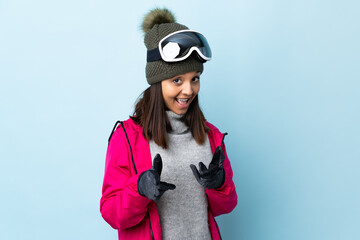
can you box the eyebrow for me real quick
[172,72,201,79]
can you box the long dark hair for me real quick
[130,82,209,149]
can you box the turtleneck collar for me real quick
[166,111,189,134]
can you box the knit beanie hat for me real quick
[142,8,204,85]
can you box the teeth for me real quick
[177,98,189,102]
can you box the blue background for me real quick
[1,0,359,239]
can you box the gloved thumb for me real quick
[190,164,201,183]
[152,154,163,176]
[159,181,176,191]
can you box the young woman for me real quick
[100,8,237,240]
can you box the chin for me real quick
[173,108,188,115]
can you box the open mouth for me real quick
[176,98,190,104]
[175,98,192,109]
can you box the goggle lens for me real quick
[160,31,212,61]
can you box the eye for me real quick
[192,76,200,82]
[173,78,182,84]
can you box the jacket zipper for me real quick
[215,131,226,240]
[214,218,223,240]
[221,132,228,147]
[148,211,154,240]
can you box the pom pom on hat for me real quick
[142,8,176,34]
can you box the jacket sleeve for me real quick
[100,128,151,230]
[205,142,238,217]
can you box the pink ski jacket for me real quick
[100,118,237,239]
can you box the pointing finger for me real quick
[152,154,163,176]
[219,148,225,166]
[211,146,222,165]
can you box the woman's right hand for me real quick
[137,154,176,201]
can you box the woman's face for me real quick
[161,71,201,115]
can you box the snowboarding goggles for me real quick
[147,30,212,62]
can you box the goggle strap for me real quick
[147,48,162,62]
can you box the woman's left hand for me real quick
[190,146,225,189]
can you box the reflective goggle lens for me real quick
[159,31,212,61]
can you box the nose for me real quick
[182,81,193,96]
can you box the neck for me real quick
[166,111,189,134]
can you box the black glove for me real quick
[138,154,176,201]
[190,146,225,189]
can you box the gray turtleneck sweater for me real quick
[149,111,213,240]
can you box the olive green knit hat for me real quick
[142,8,204,85]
